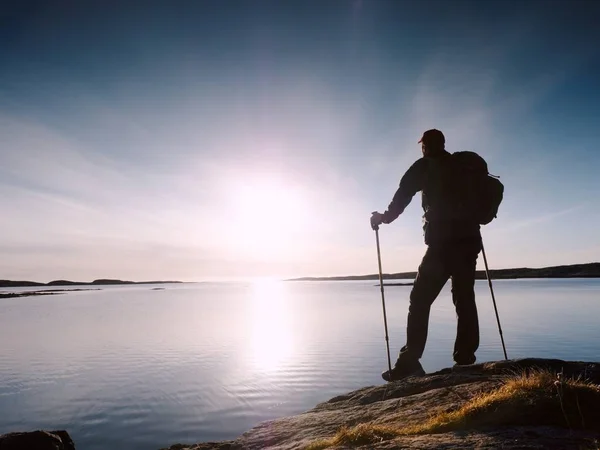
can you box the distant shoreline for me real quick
[0,288,101,299]
[0,279,182,289]
[288,262,600,282]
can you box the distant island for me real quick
[0,279,182,288]
[289,262,600,281]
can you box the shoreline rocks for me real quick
[0,430,75,450]
[4,359,600,450]
[161,358,600,450]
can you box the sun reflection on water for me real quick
[250,279,294,372]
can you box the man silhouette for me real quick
[371,129,482,381]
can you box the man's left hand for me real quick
[370,211,385,231]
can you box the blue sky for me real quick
[1,0,599,281]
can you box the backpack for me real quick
[425,151,504,225]
[447,151,504,225]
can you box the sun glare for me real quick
[229,179,311,259]
[249,279,293,372]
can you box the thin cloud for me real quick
[496,203,587,233]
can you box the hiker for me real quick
[370,129,486,381]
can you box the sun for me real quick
[228,178,310,259]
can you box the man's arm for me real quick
[381,158,428,224]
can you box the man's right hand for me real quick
[370,211,385,231]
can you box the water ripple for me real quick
[0,280,599,449]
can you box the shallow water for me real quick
[1,279,599,449]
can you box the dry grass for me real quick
[399,369,600,434]
[305,370,600,449]
[305,424,398,450]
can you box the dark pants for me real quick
[397,238,482,366]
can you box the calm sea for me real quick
[1,279,599,449]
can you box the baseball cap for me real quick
[418,129,445,145]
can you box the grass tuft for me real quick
[305,424,398,450]
[401,369,600,435]
[305,370,600,449]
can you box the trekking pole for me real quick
[374,227,393,375]
[481,240,508,360]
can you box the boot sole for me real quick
[382,368,426,382]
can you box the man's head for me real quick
[418,129,445,156]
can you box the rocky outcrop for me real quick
[0,291,61,299]
[2,360,599,450]
[0,289,101,299]
[162,358,600,450]
[0,430,75,450]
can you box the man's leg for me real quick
[396,245,450,366]
[450,239,482,365]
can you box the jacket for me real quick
[381,150,481,246]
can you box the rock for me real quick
[49,431,75,450]
[161,358,600,450]
[0,291,61,299]
[0,430,74,450]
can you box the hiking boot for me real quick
[381,359,425,382]
[453,354,476,366]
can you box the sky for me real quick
[1,0,599,282]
